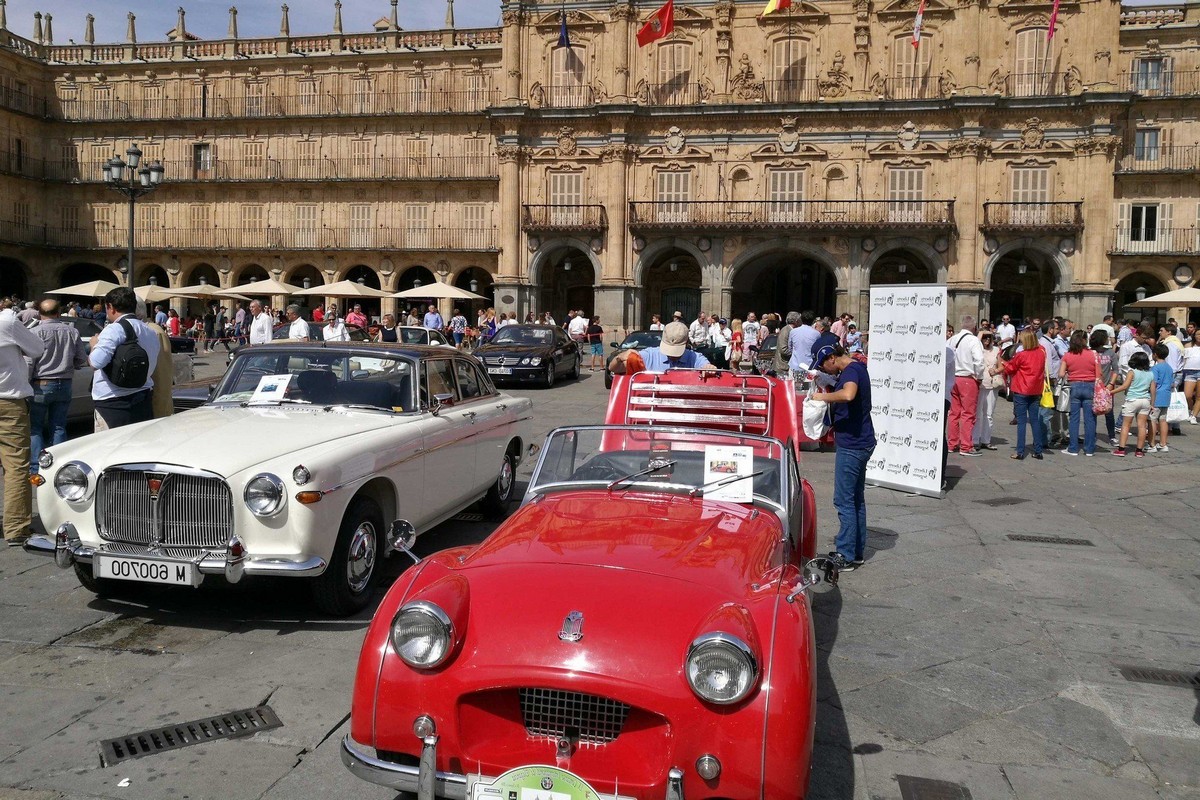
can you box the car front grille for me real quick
[96,468,233,550]
[518,687,631,745]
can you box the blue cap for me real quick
[813,345,837,370]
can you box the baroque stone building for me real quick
[0,0,1196,328]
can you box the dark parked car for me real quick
[755,334,779,375]
[474,324,581,388]
[603,329,662,389]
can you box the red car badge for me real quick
[558,611,583,642]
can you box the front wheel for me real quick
[73,562,120,597]
[313,496,384,616]
[569,356,581,381]
[542,362,556,389]
[480,450,517,519]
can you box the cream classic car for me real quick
[27,342,534,615]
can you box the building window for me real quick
[298,140,319,179]
[1133,57,1164,93]
[351,139,372,177]
[243,140,266,179]
[94,205,113,246]
[61,205,79,231]
[550,46,587,107]
[240,204,263,234]
[464,137,488,175]
[404,138,429,178]
[193,143,213,178]
[548,171,583,226]
[1131,204,1159,242]
[298,80,320,115]
[245,82,265,117]
[1134,129,1160,162]
[61,86,79,118]
[464,71,489,109]
[354,78,375,114]
[405,203,429,249]
[772,38,811,101]
[140,204,162,247]
[13,201,29,229]
[349,203,373,248]
[144,84,164,117]
[1012,28,1051,96]
[462,203,488,248]
[189,203,211,231]
[891,35,932,98]
[10,137,23,173]
[296,203,318,248]
[655,42,694,104]
[93,85,113,120]
[888,167,926,222]
[1009,165,1050,224]
[655,170,692,223]
[768,169,805,222]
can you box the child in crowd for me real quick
[1147,343,1174,453]
[1111,351,1153,458]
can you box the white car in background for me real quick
[28,341,534,615]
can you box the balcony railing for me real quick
[521,205,608,233]
[644,81,705,106]
[627,200,956,231]
[980,202,1084,232]
[1116,145,1200,173]
[46,154,498,183]
[762,78,822,103]
[0,224,498,252]
[52,87,499,122]
[1110,227,1199,255]
[1000,72,1074,97]
[882,76,943,100]
[1121,69,1200,97]
[540,85,596,109]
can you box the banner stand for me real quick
[864,284,948,499]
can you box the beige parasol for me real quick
[1127,286,1200,309]
[214,278,297,298]
[47,279,121,297]
[393,282,488,302]
[294,280,393,299]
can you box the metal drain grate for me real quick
[452,512,485,523]
[896,775,973,800]
[1007,534,1094,546]
[976,497,1030,507]
[99,706,282,766]
[1117,664,1200,689]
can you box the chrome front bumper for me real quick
[24,523,327,582]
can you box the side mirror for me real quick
[207,384,217,399]
[610,342,620,349]
[431,392,455,415]
[787,556,839,603]
[387,519,420,565]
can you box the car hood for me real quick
[461,492,781,595]
[46,405,402,477]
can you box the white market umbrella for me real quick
[393,282,488,302]
[47,279,120,297]
[215,278,297,297]
[294,280,392,299]
[1128,286,1200,308]
[134,285,180,303]
[175,283,228,299]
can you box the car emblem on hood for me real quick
[558,611,584,642]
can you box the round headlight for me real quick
[685,633,757,705]
[53,462,91,502]
[38,451,54,469]
[390,601,453,669]
[529,357,543,366]
[292,465,311,486]
[519,357,531,365]
[244,473,284,516]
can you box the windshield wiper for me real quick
[241,398,312,407]
[689,470,765,498]
[326,403,394,414]
[607,460,678,491]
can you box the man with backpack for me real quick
[88,287,161,431]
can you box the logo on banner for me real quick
[867,456,886,472]
[892,350,916,363]
[916,380,941,394]
[915,408,941,423]
[889,405,914,419]
[896,294,919,308]
[885,462,910,476]
[913,466,938,480]
[914,437,940,450]
[919,294,944,308]
[917,351,942,365]
[918,323,943,337]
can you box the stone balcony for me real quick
[1109,227,1200,255]
[1115,145,1200,174]
[627,200,956,232]
[980,202,1084,234]
[521,205,608,235]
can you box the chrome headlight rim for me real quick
[38,451,54,470]
[53,461,93,502]
[529,357,543,366]
[390,600,454,670]
[685,632,758,706]
[243,472,285,517]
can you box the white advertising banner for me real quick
[865,285,948,497]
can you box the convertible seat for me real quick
[296,369,338,404]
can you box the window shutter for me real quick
[1160,202,1173,252]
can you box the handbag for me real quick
[802,383,831,440]
[1040,377,1055,408]
[1166,390,1190,424]
[1092,352,1112,415]
[1054,379,1071,412]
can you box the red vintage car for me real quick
[342,370,829,800]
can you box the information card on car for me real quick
[249,374,294,405]
[703,445,755,502]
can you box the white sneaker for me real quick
[1189,416,1197,425]
[1158,445,1170,453]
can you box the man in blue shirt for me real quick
[788,311,820,377]
[423,304,444,331]
[609,321,711,374]
[1038,320,1064,446]
[88,287,160,430]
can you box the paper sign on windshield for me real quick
[248,374,294,405]
[703,445,755,502]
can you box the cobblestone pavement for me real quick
[0,357,1197,800]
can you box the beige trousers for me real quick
[0,398,32,540]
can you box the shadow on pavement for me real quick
[809,585,855,799]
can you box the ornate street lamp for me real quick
[103,142,165,290]
[1135,285,1147,302]
[469,278,479,293]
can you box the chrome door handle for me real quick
[463,411,477,420]
[497,403,507,410]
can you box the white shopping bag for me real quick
[1166,390,1190,424]
[802,384,831,440]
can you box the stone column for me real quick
[497,142,523,282]
[611,3,633,101]
[501,9,523,104]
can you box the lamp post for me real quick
[103,143,165,290]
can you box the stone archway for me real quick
[984,240,1071,323]
[1114,271,1169,325]
[728,246,840,319]
[867,250,937,286]
[454,266,494,321]
[233,263,271,286]
[59,262,119,287]
[396,266,437,322]
[537,247,595,323]
[0,257,30,297]
[643,254,702,327]
[137,263,170,288]
[342,265,383,322]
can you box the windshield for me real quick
[398,328,428,345]
[620,331,662,350]
[212,349,417,411]
[529,426,787,508]
[491,327,556,346]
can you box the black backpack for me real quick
[104,318,151,389]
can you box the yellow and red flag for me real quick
[911,0,927,47]
[761,0,793,16]
[637,0,675,47]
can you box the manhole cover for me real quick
[1116,664,1200,689]
[1007,534,1094,546]
[99,706,282,766]
[976,497,1030,507]
[896,775,973,800]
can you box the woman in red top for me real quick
[166,309,181,337]
[994,329,1047,459]
[1057,329,1098,455]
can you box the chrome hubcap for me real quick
[497,457,514,501]
[346,522,377,594]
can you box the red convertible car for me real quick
[343,370,828,800]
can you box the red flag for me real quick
[1047,0,1061,39]
[911,0,926,48]
[637,0,675,48]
